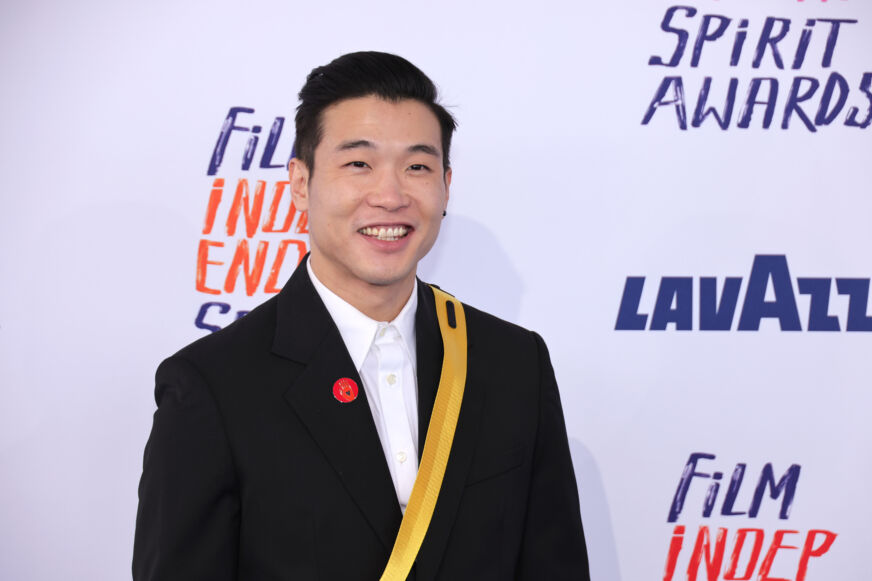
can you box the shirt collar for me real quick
[307,259,418,372]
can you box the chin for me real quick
[358,265,415,288]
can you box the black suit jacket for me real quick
[133,259,589,580]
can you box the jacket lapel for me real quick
[413,283,486,581]
[273,260,402,551]
[415,280,442,459]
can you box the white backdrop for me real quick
[2,1,870,579]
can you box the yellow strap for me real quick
[379,286,468,581]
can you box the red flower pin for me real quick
[333,377,359,403]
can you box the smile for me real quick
[358,225,411,241]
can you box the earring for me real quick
[442,210,447,217]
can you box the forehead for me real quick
[317,96,443,152]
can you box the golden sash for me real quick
[379,286,468,581]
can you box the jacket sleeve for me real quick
[516,333,591,580]
[133,355,240,581]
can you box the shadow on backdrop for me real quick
[570,437,622,581]
[421,216,616,578]
[418,214,523,323]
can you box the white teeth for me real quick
[359,226,409,241]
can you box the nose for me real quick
[367,168,409,211]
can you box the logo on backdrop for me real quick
[194,107,307,332]
[615,254,872,331]
[663,453,836,581]
[642,5,871,130]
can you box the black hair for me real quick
[293,51,457,174]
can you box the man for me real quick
[134,51,589,580]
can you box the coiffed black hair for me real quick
[293,51,457,174]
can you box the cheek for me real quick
[419,182,448,210]
[305,198,339,241]
[310,184,358,220]
[419,199,446,241]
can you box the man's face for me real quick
[290,95,450,301]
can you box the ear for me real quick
[443,167,452,208]
[289,158,311,211]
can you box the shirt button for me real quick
[378,327,387,338]
[386,373,397,385]
[396,451,407,463]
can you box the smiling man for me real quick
[290,95,449,323]
[134,52,589,581]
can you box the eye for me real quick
[408,163,431,172]
[346,161,369,169]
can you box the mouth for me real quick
[358,225,412,242]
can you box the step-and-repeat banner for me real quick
[1,1,869,579]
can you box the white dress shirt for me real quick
[307,260,419,512]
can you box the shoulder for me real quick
[463,302,535,340]
[428,287,549,366]
[424,282,546,349]
[165,294,281,377]
[152,292,307,413]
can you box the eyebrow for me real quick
[335,140,440,157]
[408,143,440,157]
[336,139,374,152]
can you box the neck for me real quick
[309,258,416,322]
